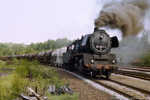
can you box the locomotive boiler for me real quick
[63,28,119,79]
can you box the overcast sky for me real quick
[0,0,149,44]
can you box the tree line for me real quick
[0,38,72,57]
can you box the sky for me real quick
[0,0,149,44]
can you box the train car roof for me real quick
[45,51,53,56]
[28,54,33,57]
[37,52,46,57]
[24,54,29,57]
[32,53,38,57]
[21,54,25,57]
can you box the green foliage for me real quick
[0,59,19,70]
[0,43,13,57]
[10,75,27,99]
[16,60,40,78]
[0,85,8,100]
[0,74,14,88]
[0,74,27,100]
[49,74,65,88]
[0,38,72,57]
[0,60,78,100]
[140,52,150,66]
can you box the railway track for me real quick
[46,66,150,99]
[56,67,150,100]
[115,69,150,81]
[119,66,150,72]
[89,77,150,100]
[120,66,150,70]
[67,66,150,99]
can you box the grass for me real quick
[0,74,14,88]
[0,74,28,100]
[0,59,19,69]
[0,59,79,100]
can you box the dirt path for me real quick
[53,68,113,100]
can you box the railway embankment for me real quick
[53,67,150,100]
[53,68,114,100]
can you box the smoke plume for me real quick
[95,0,149,37]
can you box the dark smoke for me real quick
[95,0,149,37]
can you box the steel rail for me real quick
[115,70,150,81]
[109,79,150,95]
[118,67,150,72]
[89,78,136,99]
[53,66,150,99]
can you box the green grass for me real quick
[0,59,19,69]
[0,59,79,100]
[0,74,28,100]
[0,74,14,87]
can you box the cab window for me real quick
[68,45,75,50]
[81,35,88,46]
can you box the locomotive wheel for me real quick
[79,59,87,76]
[105,70,111,79]
[92,71,96,77]
[74,62,79,73]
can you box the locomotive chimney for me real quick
[94,27,99,32]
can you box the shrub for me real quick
[140,52,150,66]
[0,85,9,100]
[6,60,14,65]
[0,74,28,100]
[10,75,27,99]
[15,60,41,78]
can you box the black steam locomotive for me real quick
[63,28,119,78]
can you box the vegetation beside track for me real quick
[140,52,150,66]
[0,59,78,100]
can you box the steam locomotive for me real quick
[2,28,119,79]
[63,28,119,78]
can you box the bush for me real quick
[15,60,41,78]
[140,52,150,66]
[0,60,78,100]
[10,75,27,99]
[0,74,28,100]
[0,85,9,100]
[6,60,14,65]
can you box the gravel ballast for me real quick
[53,68,125,100]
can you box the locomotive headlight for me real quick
[91,59,94,63]
[99,35,104,40]
[112,60,116,64]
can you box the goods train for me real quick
[1,28,119,79]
